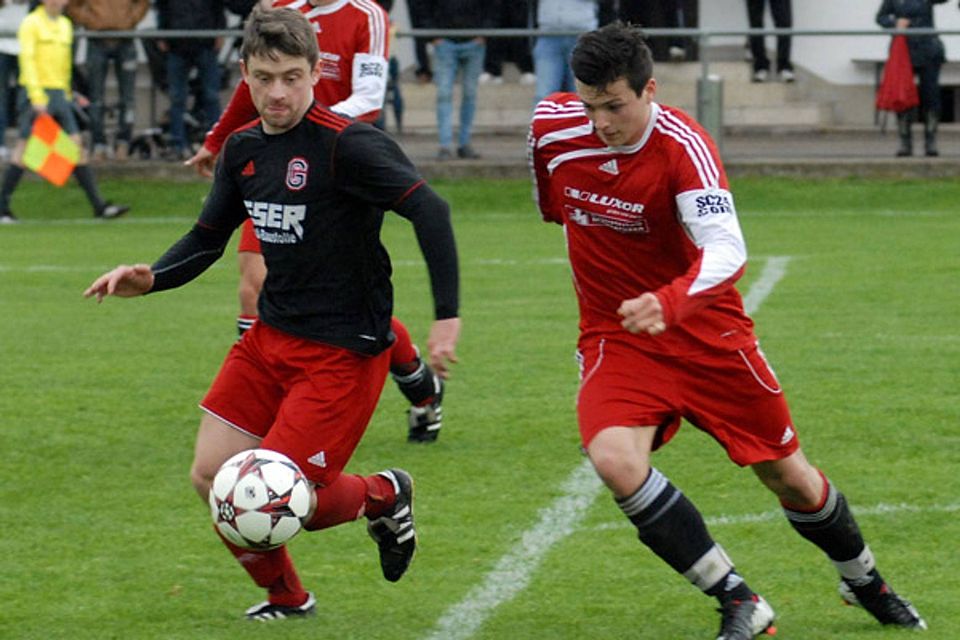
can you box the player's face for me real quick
[576,77,656,148]
[241,52,321,134]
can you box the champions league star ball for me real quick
[209,449,312,550]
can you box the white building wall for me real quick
[699,0,960,85]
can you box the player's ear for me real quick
[642,77,657,101]
[240,59,249,83]
[310,59,322,85]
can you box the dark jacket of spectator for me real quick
[421,0,501,34]
[156,0,226,56]
[876,0,947,67]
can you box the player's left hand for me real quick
[618,292,666,335]
[427,317,460,379]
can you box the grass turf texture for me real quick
[0,177,957,639]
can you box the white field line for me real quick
[589,501,960,532]
[422,256,792,640]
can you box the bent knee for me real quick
[589,450,649,496]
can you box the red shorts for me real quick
[576,336,799,466]
[237,218,261,253]
[200,321,390,485]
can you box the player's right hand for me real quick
[185,146,217,178]
[83,264,155,302]
[618,292,667,336]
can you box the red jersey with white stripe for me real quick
[205,0,389,155]
[529,93,757,355]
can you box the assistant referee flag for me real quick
[22,113,80,187]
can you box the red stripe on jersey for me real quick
[654,109,720,188]
[393,179,426,208]
[306,105,351,132]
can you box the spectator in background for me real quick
[0,0,128,223]
[876,0,948,157]
[155,0,225,160]
[407,0,432,83]
[531,0,597,104]
[662,0,688,61]
[0,0,28,162]
[746,0,794,82]
[67,0,149,162]
[617,0,688,62]
[480,0,535,85]
[424,0,499,160]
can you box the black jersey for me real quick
[153,103,458,355]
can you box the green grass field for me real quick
[1,176,958,639]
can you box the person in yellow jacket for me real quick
[0,0,129,223]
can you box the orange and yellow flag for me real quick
[22,113,80,187]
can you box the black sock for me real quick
[0,164,24,212]
[72,165,106,213]
[617,468,753,600]
[783,479,876,585]
[391,360,439,406]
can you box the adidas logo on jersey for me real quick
[241,160,255,176]
[598,158,619,175]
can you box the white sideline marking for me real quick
[422,256,792,640]
[589,501,960,532]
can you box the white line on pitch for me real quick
[421,256,792,640]
[588,501,960,532]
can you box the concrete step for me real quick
[96,60,833,139]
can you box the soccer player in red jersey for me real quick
[528,22,925,638]
[85,6,460,619]
[187,0,444,442]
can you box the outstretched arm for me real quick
[83,223,233,302]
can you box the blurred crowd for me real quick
[0,0,806,163]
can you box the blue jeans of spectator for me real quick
[0,52,18,139]
[433,38,485,149]
[166,47,221,151]
[86,39,138,146]
[533,35,578,104]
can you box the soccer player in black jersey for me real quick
[84,6,459,620]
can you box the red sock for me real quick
[305,473,397,530]
[389,317,420,373]
[215,528,307,607]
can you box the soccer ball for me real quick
[209,448,312,550]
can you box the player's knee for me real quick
[590,448,648,495]
[756,459,824,508]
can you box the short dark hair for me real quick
[570,22,653,95]
[241,5,319,68]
